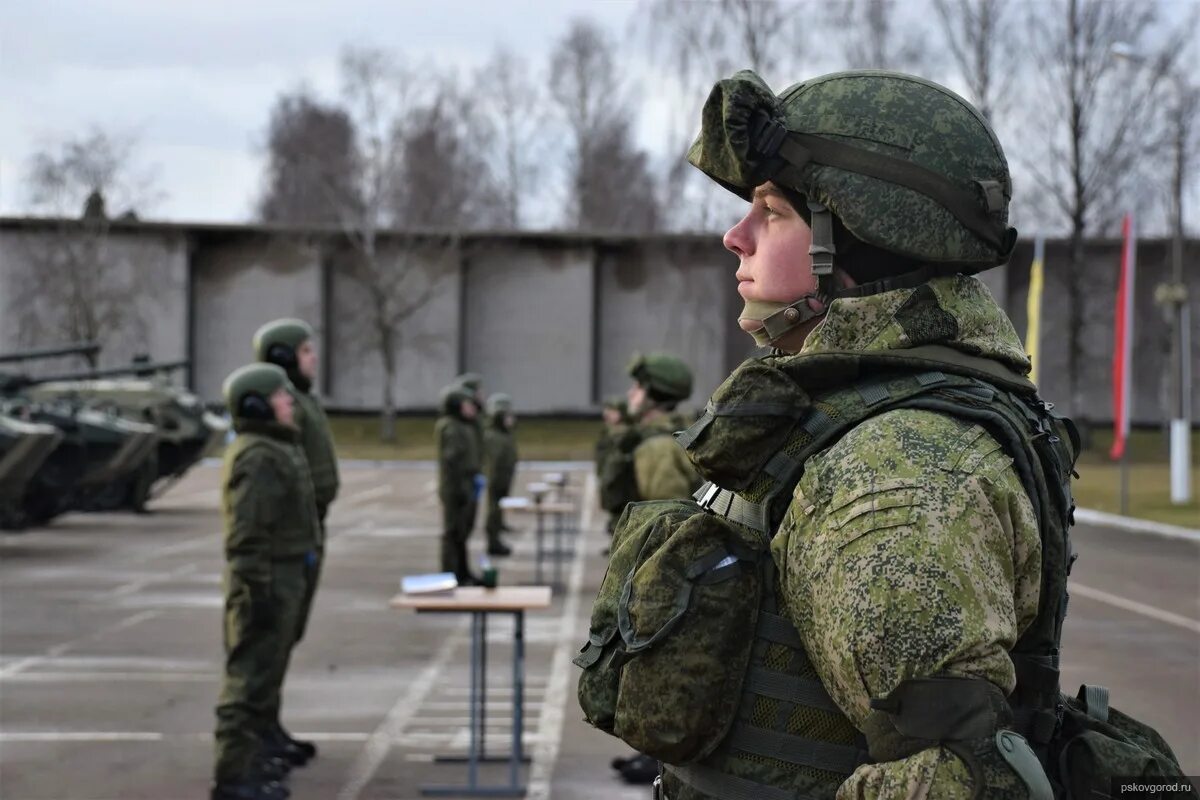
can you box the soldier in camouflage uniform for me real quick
[252,318,338,767]
[627,353,702,502]
[646,71,1057,799]
[595,397,634,535]
[436,384,483,584]
[213,363,319,800]
[483,393,517,556]
[613,354,703,785]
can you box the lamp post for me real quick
[1112,42,1193,505]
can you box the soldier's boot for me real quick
[262,724,313,767]
[455,541,482,585]
[210,779,290,800]
[276,723,317,762]
[618,753,660,784]
[486,539,512,557]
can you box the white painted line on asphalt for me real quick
[132,534,215,564]
[1071,582,1200,634]
[346,485,393,503]
[0,732,164,742]
[335,618,469,800]
[0,610,162,679]
[104,563,198,597]
[0,672,215,683]
[0,731,373,743]
[526,471,595,800]
[1074,507,1200,542]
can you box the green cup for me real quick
[482,566,498,589]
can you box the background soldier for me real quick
[252,318,338,766]
[610,353,701,785]
[594,397,634,536]
[435,384,483,585]
[483,392,517,557]
[626,353,701,502]
[213,363,319,800]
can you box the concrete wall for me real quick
[462,242,595,413]
[1004,238,1200,425]
[595,240,735,409]
[191,234,324,402]
[2,217,1196,424]
[0,226,188,376]
[326,240,460,411]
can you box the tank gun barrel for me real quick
[0,341,102,364]
[32,359,191,383]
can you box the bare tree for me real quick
[9,128,165,367]
[330,47,473,439]
[1021,0,1191,426]
[827,0,931,72]
[477,48,544,229]
[931,0,1016,119]
[639,0,800,231]
[549,18,659,232]
[258,91,362,225]
[389,77,504,230]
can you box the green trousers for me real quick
[440,494,478,581]
[214,560,306,781]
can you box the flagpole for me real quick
[1026,236,1045,386]
[1111,214,1136,516]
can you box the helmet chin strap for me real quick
[739,201,839,347]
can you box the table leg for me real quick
[534,507,545,585]
[479,612,487,761]
[553,511,563,589]
[511,610,524,788]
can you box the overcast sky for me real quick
[0,0,646,222]
[3,1,1196,232]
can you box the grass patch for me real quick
[329,415,1198,528]
[1072,427,1199,528]
[330,414,603,462]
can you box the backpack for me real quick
[575,348,1196,798]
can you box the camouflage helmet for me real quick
[486,392,513,416]
[253,318,313,367]
[223,363,290,420]
[628,352,693,402]
[440,383,475,416]
[687,70,1017,270]
[455,372,483,393]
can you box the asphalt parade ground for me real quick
[0,462,1196,800]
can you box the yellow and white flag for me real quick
[1025,236,1045,385]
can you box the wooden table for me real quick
[499,498,577,588]
[391,586,553,797]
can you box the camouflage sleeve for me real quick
[438,421,472,500]
[770,409,1041,799]
[225,450,287,584]
[633,435,701,501]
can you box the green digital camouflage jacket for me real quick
[292,389,339,527]
[634,412,702,501]
[484,422,517,495]
[221,419,321,583]
[435,414,481,503]
[771,275,1043,799]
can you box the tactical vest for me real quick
[293,389,339,517]
[222,426,321,560]
[659,347,1079,800]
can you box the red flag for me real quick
[1110,213,1136,460]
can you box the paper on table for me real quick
[401,572,458,594]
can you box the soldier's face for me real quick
[461,399,478,419]
[602,407,622,426]
[297,340,318,380]
[270,387,296,427]
[724,183,819,334]
[627,382,648,416]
